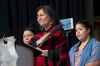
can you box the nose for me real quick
[76,31,80,36]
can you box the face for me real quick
[75,23,90,41]
[23,30,34,44]
[37,9,51,27]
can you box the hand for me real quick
[41,50,48,57]
[36,32,51,47]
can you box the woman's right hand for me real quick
[36,32,51,47]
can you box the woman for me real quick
[69,20,100,66]
[33,5,70,66]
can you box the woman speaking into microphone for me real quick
[28,5,70,66]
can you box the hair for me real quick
[75,20,94,37]
[36,5,60,25]
[23,27,36,34]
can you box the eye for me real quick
[79,28,83,31]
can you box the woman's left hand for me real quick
[41,50,48,57]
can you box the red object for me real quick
[33,26,70,66]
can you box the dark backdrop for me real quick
[0,0,94,44]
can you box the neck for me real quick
[44,22,54,31]
[81,36,90,45]
[79,36,90,50]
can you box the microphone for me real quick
[31,39,37,47]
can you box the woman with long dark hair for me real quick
[32,5,70,66]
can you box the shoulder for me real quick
[34,32,45,40]
[92,38,100,49]
[92,39,100,55]
[86,38,100,64]
[69,42,79,54]
[88,38,100,56]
